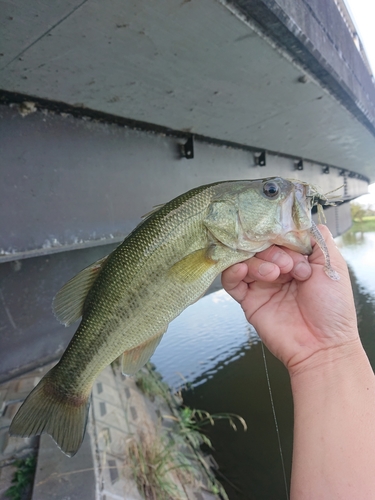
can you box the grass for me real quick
[128,363,246,499]
[5,456,36,500]
[135,365,247,448]
[126,432,195,500]
[176,406,247,450]
[134,366,170,401]
[351,217,375,232]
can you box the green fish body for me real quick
[10,177,316,456]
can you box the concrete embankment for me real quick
[0,363,224,500]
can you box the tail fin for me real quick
[9,374,90,457]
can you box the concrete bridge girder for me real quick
[1,0,374,381]
[0,104,365,264]
[0,103,362,381]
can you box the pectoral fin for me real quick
[53,255,108,326]
[168,247,217,283]
[122,330,165,375]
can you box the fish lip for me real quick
[273,230,313,255]
[274,181,312,254]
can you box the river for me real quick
[151,229,375,499]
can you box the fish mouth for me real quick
[272,229,312,255]
[272,181,313,254]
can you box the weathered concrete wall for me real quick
[1,0,375,181]
[230,0,375,134]
[0,104,366,263]
[0,104,364,382]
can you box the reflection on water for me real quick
[340,230,367,246]
[337,231,375,299]
[152,290,293,499]
[337,230,375,371]
[152,289,260,390]
[151,230,375,499]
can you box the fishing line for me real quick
[261,341,289,500]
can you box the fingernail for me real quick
[271,252,290,268]
[294,261,311,279]
[259,262,276,276]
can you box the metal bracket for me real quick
[181,136,194,159]
[255,151,266,166]
[295,160,303,171]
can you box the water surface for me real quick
[152,230,375,499]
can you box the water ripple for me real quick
[151,289,260,390]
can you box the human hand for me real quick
[222,225,360,374]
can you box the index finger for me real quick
[255,245,312,281]
[221,262,250,302]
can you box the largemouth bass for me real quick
[10,177,338,456]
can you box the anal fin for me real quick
[122,330,165,375]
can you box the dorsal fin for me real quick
[53,255,108,326]
[122,330,165,375]
[140,203,166,221]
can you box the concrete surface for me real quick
[32,432,96,500]
[0,103,366,265]
[0,364,51,500]
[1,0,375,180]
[0,100,362,381]
[0,364,223,500]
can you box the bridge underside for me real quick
[1,0,374,380]
[0,104,362,381]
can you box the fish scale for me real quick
[10,177,337,456]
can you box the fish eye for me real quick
[263,181,279,198]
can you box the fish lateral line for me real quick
[11,177,340,457]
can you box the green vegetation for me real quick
[5,456,36,500]
[177,406,247,450]
[350,203,375,231]
[129,363,247,500]
[127,432,193,500]
[134,365,170,401]
[351,202,367,222]
[351,216,375,232]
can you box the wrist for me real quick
[289,338,375,499]
[288,338,367,383]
